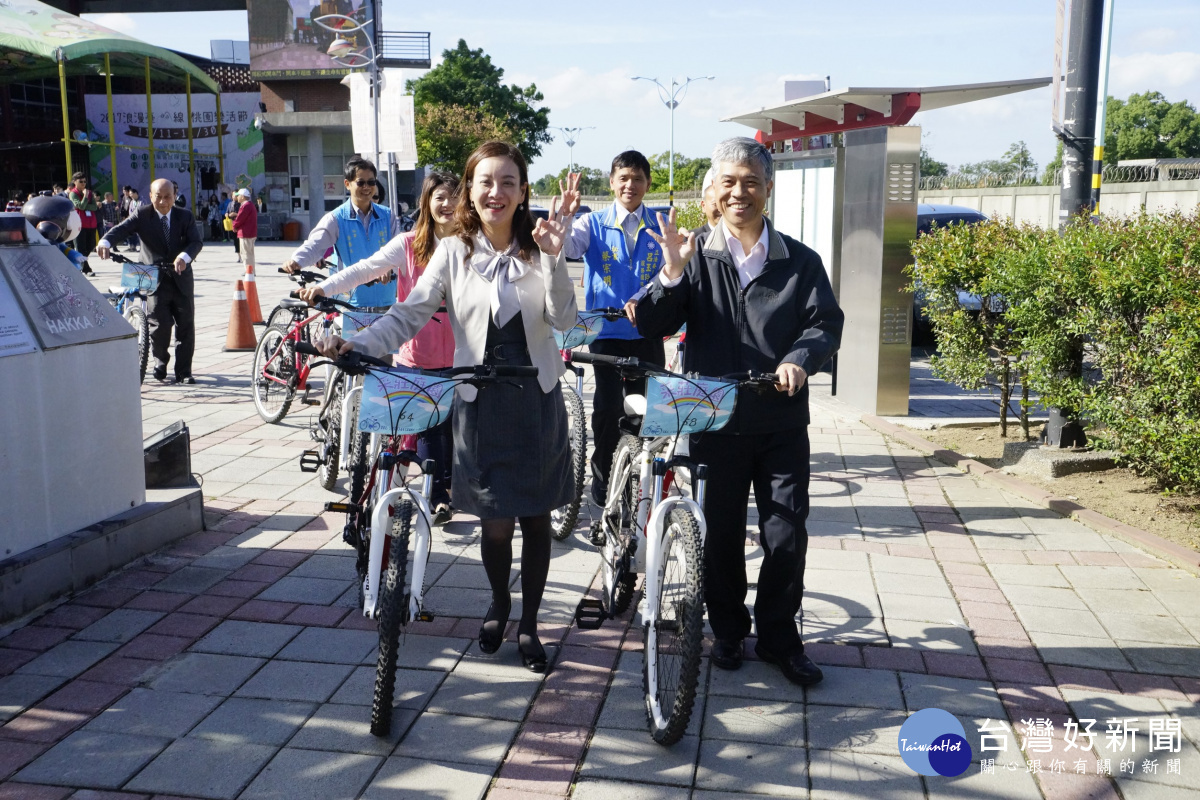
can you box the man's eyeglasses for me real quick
[353,179,378,187]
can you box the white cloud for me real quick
[1109,51,1200,94]
[86,13,138,36]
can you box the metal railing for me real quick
[919,161,1200,190]
[376,31,431,68]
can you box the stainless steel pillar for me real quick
[835,125,919,416]
[306,126,325,232]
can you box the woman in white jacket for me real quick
[319,141,578,672]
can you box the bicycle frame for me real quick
[341,374,364,467]
[259,308,332,391]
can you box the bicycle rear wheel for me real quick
[317,375,343,491]
[605,434,641,616]
[124,306,149,384]
[251,325,296,423]
[551,384,587,541]
[370,499,412,737]
[643,506,704,746]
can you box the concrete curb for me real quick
[861,413,1200,576]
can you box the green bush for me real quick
[909,209,1200,491]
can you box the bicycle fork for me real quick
[362,458,436,622]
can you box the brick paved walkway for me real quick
[2,241,1199,799]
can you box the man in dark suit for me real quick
[97,179,204,383]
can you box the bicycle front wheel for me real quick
[251,325,295,423]
[124,306,149,384]
[317,376,343,491]
[605,434,641,616]
[370,499,412,737]
[551,383,587,541]
[643,506,704,746]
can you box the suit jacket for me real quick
[103,205,203,296]
[349,235,578,401]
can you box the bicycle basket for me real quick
[554,313,604,350]
[341,309,384,336]
[120,262,158,293]
[358,370,455,435]
[638,375,737,437]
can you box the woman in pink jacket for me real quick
[301,172,459,523]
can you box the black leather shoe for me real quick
[175,376,196,385]
[153,370,168,383]
[478,599,509,654]
[754,642,823,686]
[518,634,547,673]
[711,638,744,671]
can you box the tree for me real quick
[413,104,516,173]
[958,141,1038,181]
[1002,141,1037,172]
[920,146,949,177]
[1103,91,1200,163]
[1041,140,1064,184]
[648,152,712,194]
[532,166,610,197]
[408,40,551,167]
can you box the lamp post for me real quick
[551,126,594,175]
[314,12,396,216]
[631,75,714,206]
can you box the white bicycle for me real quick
[569,351,777,745]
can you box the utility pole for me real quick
[1048,0,1105,448]
[632,75,714,206]
[551,126,594,175]
[1090,0,1116,210]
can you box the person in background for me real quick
[281,157,400,309]
[99,191,120,241]
[65,172,99,277]
[206,195,222,240]
[51,184,65,195]
[300,171,460,524]
[698,167,722,233]
[173,182,186,208]
[218,192,233,242]
[231,188,258,270]
[6,192,23,213]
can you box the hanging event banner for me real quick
[248,0,373,79]
[83,92,264,202]
[349,70,418,167]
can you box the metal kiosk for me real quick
[724,79,1048,416]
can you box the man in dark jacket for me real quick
[97,179,204,383]
[638,137,843,687]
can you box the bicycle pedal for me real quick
[298,451,321,473]
[415,610,435,622]
[574,598,607,630]
[301,397,321,406]
[588,520,605,547]
[325,501,363,515]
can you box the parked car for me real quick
[912,203,989,346]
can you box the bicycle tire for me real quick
[124,306,149,384]
[251,324,296,423]
[370,499,412,737]
[348,393,371,516]
[606,434,641,616]
[264,304,292,332]
[317,375,343,491]
[551,383,587,541]
[643,506,704,746]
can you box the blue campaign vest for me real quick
[331,200,394,308]
[584,204,663,340]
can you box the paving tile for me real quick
[190,546,262,572]
[125,736,277,799]
[15,640,120,679]
[146,652,265,695]
[235,660,356,703]
[528,689,604,728]
[0,739,49,781]
[256,576,351,605]
[805,704,907,755]
[578,727,699,787]
[0,706,90,743]
[393,710,518,764]
[0,674,68,721]
[694,739,806,797]
[386,635,471,672]
[706,660,806,704]
[884,618,977,653]
[78,656,160,686]
[360,756,493,800]
[145,613,222,640]
[573,779,689,800]
[288,701,416,755]
[702,694,805,746]
[862,646,926,674]
[240,748,382,800]
[114,634,193,661]
[877,593,964,624]
[14,730,168,788]
[191,621,301,658]
[176,595,245,618]
[31,606,110,631]
[426,671,541,721]
[189,696,315,746]
[276,628,377,664]
[152,567,231,595]
[0,626,74,653]
[808,749,922,800]
[806,665,905,710]
[0,782,71,799]
[1013,605,1107,638]
[228,600,298,623]
[1096,613,1198,646]
[1027,630,1132,671]
[287,555,357,580]
[85,688,221,738]
[328,666,444,709]
[900,673,1006,718]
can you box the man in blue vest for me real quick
[282,157,400,308]
[561,150,665,505]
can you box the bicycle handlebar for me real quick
[108,252,170,269]
[280,267,328,285]
[570,352,780,388]
[583,307,627,322]
[294,341,538,380]
[289,290,357,313]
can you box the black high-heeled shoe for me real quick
[478,601,509,654]
[518,633,547,673]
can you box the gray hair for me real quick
[710,137,773,181]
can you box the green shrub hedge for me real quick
[908,209,1200,491]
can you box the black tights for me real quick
[479,514,552,647]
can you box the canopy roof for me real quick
[0,0,220,93]
[724,78,1051,142]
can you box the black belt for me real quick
[488,343,529,361]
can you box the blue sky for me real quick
[86,1,1200,180]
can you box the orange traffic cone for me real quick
[244,263,264,324]
[224,279,257,351]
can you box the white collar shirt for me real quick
[613,202,644,256]
[724,220,769,288]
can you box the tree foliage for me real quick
[413,104,516,173]
[407,40,551,167]
[958,140,1038,179]
[531,166,610,197]
[648,152,711,193]
[920,146,949,177]
[1103,91,1200,163]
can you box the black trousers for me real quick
[689,427,811,654]
[148,278,195,378]
[588,336,665,490]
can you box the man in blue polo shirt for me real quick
[282,157,400,308]
[561,150,664,505]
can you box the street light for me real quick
[314,13,397,215]
[631,75,714,206]
[551,126,595,176]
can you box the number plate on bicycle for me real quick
[639,376,736,437]
[358,371,455,434]
[341,310,384,335]
[554,313,604,350]
[120,263,158,293]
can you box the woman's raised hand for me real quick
[532,195,571,257]
[647,207,696,282]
